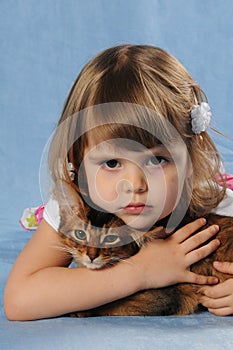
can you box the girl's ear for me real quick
[54,180,88,219]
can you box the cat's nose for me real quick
[88,254,98,262]
[87,248,99,262]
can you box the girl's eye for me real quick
[74,230,87,240]
[103,159,121,169]
[103,235,119,244]
[147,156,166,166]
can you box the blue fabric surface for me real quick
[1,314,233,350]
[1,0,233,349]
[1,229,233,349]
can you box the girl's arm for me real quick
[4,218,219,321]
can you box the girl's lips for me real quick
[123,203,151,214]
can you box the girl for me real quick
[4,44,233,320]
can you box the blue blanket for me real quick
[1,227,233,349]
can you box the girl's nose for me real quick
[121,166,148,194]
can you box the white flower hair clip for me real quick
[190,102,212,134]
[57,159,76,180]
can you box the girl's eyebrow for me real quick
[150,145,169,153]
[86,143,170,160]
[87,143,124,156]
[85,143,122,161]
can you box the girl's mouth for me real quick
[123,203,151,214]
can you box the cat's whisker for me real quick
[115,257,137,267]
[50,244,78,259]
[50,244,72,253]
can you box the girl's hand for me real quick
[199,262,233,316]
[132,218,220,290]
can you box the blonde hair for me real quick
[49,44,225,217]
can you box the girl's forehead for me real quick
[85,137,161,154]
[85,138,171,159]
[84,127,162,150]
[83,123,189,164]
[84,137,189,168]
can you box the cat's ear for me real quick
[54,180,88,219]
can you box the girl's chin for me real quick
[114,209,163,231]
[120,217,156,231]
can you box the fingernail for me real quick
[211,225,219,232]
[214,261,222,268]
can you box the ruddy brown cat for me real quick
[56,185,233,316]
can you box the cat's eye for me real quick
[74,230,87,240]
[103,235,119,244]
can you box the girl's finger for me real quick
[199,286,233,315]
[200,295,230,309]
[200,280,232,299]
[187,271,218,285]
[186,238,220,266]
[207,307,233,316]
[213,261,233,275]
[182,224,219,253]
[173,218,207,243]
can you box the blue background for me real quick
[1,0,233,225]
[1,1,233,349]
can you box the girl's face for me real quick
[82,138,189,230]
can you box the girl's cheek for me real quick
[92,175,118,203]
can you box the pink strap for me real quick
[218,173,233,191]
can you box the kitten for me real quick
[56,182,233,316]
